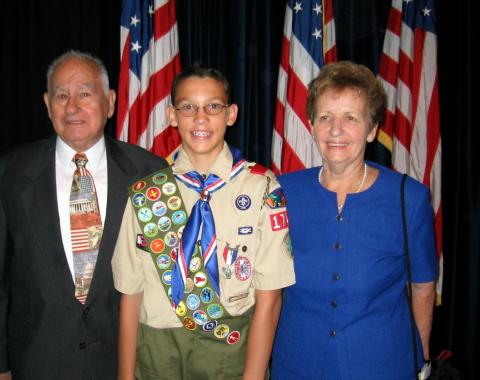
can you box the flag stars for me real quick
[293,2,302,13]
[130,14,140,27]
[422,6,431,16]
[312,28,322,40]
[148,5,154,16]
[313,3,322,15]
[131,41,142,53]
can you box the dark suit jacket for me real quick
[0,135,167,380]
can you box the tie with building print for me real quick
[70,153,103,304]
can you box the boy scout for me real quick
[112,67,295,380]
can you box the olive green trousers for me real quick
[135,322,250,380]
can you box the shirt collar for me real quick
[56,136,106,172]
[173,142,233,182]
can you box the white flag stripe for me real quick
[382,30,401,62]
[271,129,284,170]
[284,104,322,167]
[283,5,293,41]
[128,70,141,108]
[396,79,413,124]
[400,23,414,61]
[430,147,442,211]
[379,77,398,114]
[289,35,319,89]
[276,66,288,106]
[120,26,129,57]
[154,0,169,10]
[138,96,171,150]
[324,20,336,51]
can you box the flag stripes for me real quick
[272,0,337,175]
[378,0,442,299]
[117,0,181,160]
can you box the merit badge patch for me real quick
[176,301,187,317]
[167,196,182,210]
[266,188,287,209]
[151,201,167,217]
[193,310,208,325]
[183,316,196,330]
[136,234,147,250]
[200,287,214,303]
[189,257,201,273]
[270,211,289,231]
[234,256,252,281]
[146,186,161,201]
[227,331,241,345]
[152,172,168,185]
[207,304,224,319]
[132,180,146,192]
[143,223,158,238]
[186,294,201,310]
[172,210,187,225]
[156,253,171,269]
[162,270,172,286]
[214,324,230,339]
[164,231,179,247]
[203,320,218,331]
[132,193,146,207]
[150,239,165,254]
[185,278,194,294]
[137,207,153,223]
[162,182,177,196]
[194,272,207,287]
[235,194,251,210]
[158,216,172,232]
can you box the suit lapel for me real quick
[22,137,76,296]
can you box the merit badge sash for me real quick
[129,165,250,345]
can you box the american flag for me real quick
[116,0,182,160]
[271,0,336,174]
[71,228,92,253]
[377,0,442,299]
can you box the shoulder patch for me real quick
[266,188,287,208]
[249,163,268,175]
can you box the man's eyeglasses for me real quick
[174,103,229,117]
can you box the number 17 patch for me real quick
[270,211,289,231]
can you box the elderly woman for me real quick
[271,61,437,379]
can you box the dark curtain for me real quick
[176,0,284,163]
[1,1,478,378]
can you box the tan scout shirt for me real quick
[112,143,295,329]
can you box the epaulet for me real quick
[248,163,268,175]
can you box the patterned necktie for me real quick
[70,153,103,304]
[172,147,246,306]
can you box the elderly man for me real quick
[0,50,166,380]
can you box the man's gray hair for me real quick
[46,50,110,96]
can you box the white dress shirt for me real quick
[55,136,108,281]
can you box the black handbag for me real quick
[400,174,463,380]
[428,351,463,380]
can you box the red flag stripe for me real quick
[271,0,336,174]
[117,0,181,159]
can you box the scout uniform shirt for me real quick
[112,143,295,331]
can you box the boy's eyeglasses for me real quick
[174,103,229,117]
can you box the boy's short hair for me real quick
[171,66,231,105]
